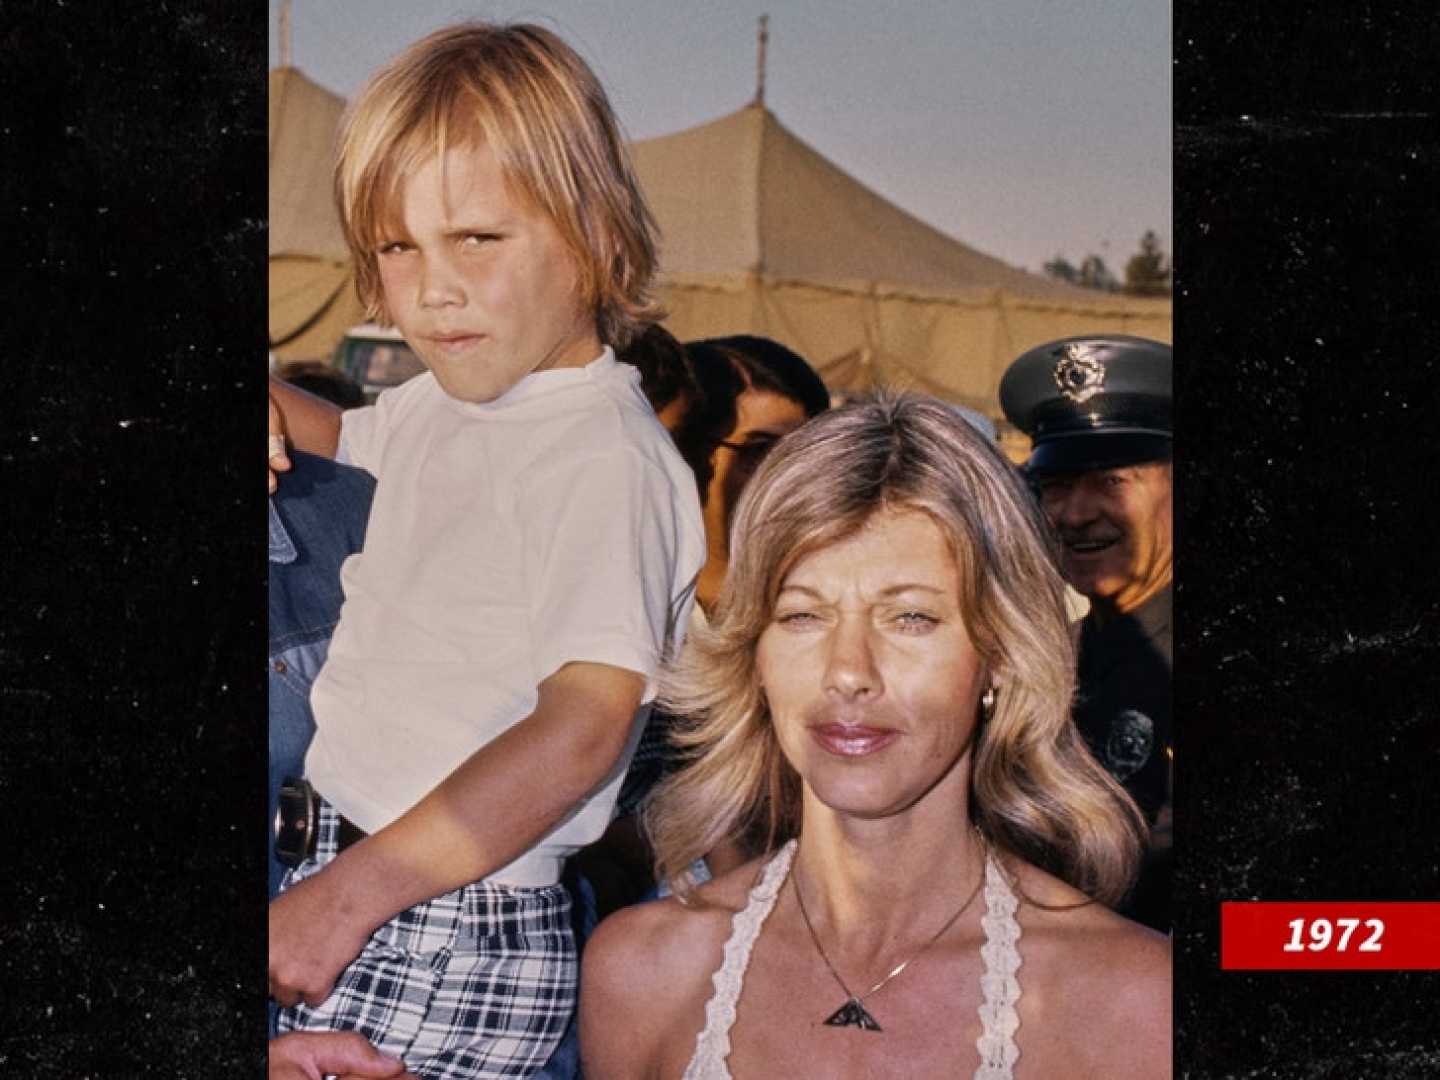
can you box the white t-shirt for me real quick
[305,348,705,886]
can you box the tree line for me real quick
[1043,230,1171,296]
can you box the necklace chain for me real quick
[792,843,988,1009]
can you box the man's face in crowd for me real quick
[1035,461,1173,615]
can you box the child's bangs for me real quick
[353,90,501,248]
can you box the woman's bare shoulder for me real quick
[1006,858,1172,1077]
[1009,858,1169,969]
[583,895,726,1004]
[1051,919,1171,1079]
[586,854,772,970]
[580,857,776,1077]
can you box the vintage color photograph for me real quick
[265,3,1173,1077]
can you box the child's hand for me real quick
[268,866,372,1009]
[268,393,292,495]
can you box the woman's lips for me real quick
[809,723,900,757]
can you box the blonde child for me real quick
[266,23,704,1078]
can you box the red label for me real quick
[1221,902,1440,970]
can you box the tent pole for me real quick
[278,0,292,69]
[754,14,768,107]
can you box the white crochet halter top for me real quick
[681,839,1023,1080]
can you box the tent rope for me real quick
[269,271,353,350]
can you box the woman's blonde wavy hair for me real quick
[334,22,660,348]
[645,393,1146,905]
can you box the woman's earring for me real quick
[980,686,997,715]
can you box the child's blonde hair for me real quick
[335,22,661,348]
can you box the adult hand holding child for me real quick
[268,1030,418,1080]
[269,374,341,494]
[268,391,290,494]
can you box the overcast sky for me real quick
[270,0,1170,276]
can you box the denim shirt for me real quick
[267,452,375,898]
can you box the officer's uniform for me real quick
[1074,582,1171,824]
[1001,335,1173,930]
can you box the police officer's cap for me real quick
[999,334,1171,476]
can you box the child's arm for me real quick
[268,375,342,491]
[268,659,644,1008]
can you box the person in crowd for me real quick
[581,394,1171,1079]
[265,22,705,1078]
[267,453,375,902]
[670,336,832,614]
[591,334,830,906]
[275,360,369,409]
[1000,335,1172,930]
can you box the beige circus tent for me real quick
[268,66,365,361]
[267,73,1171,408]
[632,105,1171,419]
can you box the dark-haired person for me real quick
[675,336,831,613]
[596,335,831,901]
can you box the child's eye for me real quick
[461,233,500,248]
[376,240,411,256]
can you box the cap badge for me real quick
[1052,343,1106,403]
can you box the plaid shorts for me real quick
[275,801,576,1080]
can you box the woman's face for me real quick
[708,388,809,544]
[755,508,987,822]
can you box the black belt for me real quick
[333,812,368,855]
[275,777,368,867]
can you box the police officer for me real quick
[1001,334,1172,928]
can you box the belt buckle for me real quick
[274,776,319,868]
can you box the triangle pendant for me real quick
[822,997,883,1032]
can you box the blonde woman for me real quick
[581,394,1171,1079]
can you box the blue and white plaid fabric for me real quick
[276,801,576,1079]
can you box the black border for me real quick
[1175,3,1440,1076]
[0,4,269,1074]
